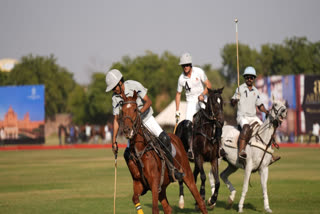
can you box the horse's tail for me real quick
[174,120,189,153]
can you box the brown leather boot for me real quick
[238,124,252,160]
[238,138,247,160]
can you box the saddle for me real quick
[222,124,274,154]
[128,129,179,193]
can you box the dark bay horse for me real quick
[175,87,224,209]
[120,91,208,214]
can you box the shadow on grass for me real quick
[144,200,261,213]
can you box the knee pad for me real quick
[159,131,171,148]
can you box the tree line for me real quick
[0,37,319,125]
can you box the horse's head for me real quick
[120,91,141,139]
[206,87,224,127]
[269,100,287,127]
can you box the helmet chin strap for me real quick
[119,81,124,96]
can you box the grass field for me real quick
[0,146,320,214]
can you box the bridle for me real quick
[199,92,224,128]
[120,100,142,138]
[195,92,224,141]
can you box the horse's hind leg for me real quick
[259,167,272,213]
[159,189,172,214]
[182,169,208,214]
[132,180,145,214]
[178,180,185,209]
[220,164,238,208]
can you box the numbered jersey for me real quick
[177,67,207,102]
[232,83,263,118]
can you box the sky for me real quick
[1,0,319,85]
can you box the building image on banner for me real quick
[0,85,45,144]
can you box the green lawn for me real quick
[0,147,319,214]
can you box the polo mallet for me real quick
[113,152,117,214]
[173,117,179,134]
[235,18,240,88]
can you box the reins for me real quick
[251,113,280,172]
[195,94,223,144]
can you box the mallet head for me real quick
[234,18,238,23]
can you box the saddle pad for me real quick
[171,143,176,158]
[222,125,240,149]
[250,139,274,154]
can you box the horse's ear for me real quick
[218,87,224,94]
[207,87,213,94]
[133,90,138,100]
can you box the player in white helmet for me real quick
[106,69,184,181]
[175,53,212,160]
[231,66,280,165]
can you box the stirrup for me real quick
[238,150,247,160]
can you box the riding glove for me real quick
[175,111,181,122]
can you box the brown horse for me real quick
[120,91,207,214]
[175,88,224,209]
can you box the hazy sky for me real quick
[1,0,319,84]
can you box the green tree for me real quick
[86,72,112,124]
[221,43,259,84]
[66,85,87,124]
[5,54,77,118]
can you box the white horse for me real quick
[208,100,287,213]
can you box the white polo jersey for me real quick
[232,83,263,118]
[112,80,153,122]
[177,67,207,102]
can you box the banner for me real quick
[301,75,320,134]
[0,85,45,144]
[256,75,297,142]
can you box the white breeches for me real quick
[237,115,262,128]
[185,97,207,121]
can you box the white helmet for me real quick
[179,53,192,65]
[243,66,256,77]
[105,69,123,92]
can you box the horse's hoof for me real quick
[206,198,216,210]
[226,197,233,209]
[265,208,273,213]
[178,196,184,209]
[238,207,243,213]
[194,204,200,211]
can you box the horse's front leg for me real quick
[132,180,145,214]
[143,154,160,214]
[195,157,206,201]
[238,160,253,213]
[259,166,272,213]
[159,189,172,214]
[207,159,220,209]
[178,180,185,209]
